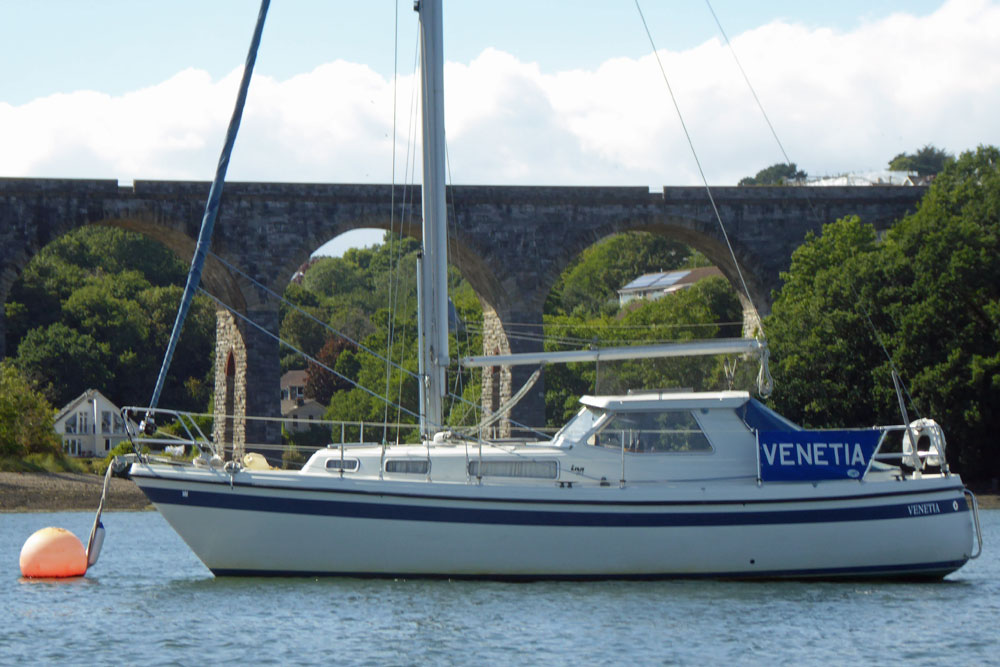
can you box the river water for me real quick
[2,510,997,666]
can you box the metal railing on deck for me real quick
[121,406,426,470]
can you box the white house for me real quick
[802,170,917,186]
[280,370,326,433]
[54,389,133,457]
[617,267,723,308]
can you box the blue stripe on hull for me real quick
[135,474,967,506]
[209,559,967,581]
[139,484,968,528]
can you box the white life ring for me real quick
[902,418,947,470]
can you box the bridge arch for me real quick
[1,178,925,445]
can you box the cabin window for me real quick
[325,458,360,472]
[468,460,558,479]
[64,414,77,434]
[385,459,430,474]
[593,411,712,453]
[102,411,113,434]
[553,407,600,445]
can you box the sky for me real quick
[2,0,998,255]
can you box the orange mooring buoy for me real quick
[19,527,88,578]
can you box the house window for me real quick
[65,414,77,434]
[105,439,112,451]
[63,438,81,456]
[113,414,125,434]
[102,411,113,434]
[78,412,89,434]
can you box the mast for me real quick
[416,0,449,435]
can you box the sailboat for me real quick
[125,0,981,579]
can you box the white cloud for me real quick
[2,0,998,186]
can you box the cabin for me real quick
[54,389,134,457]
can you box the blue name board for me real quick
[758,430,882,482]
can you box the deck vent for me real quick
[468,460,558,479]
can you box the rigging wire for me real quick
[198,287,423,424]
[702,0,916,414]
[704,0,793,169]
[147,0,270,415]
[382,0,403,439]
[633,0,763,339]
[207,250,417,380]
[202,266,548,437]
[393,33,424,440]
[444,139,483,427]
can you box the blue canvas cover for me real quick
[738,398,801,433]
[757,429,882,481]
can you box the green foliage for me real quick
[543,275,745,425]
[766,216,890,429]
[306,337,357,405]
[767,146,1000,479]
[888,144,953,176]
[285,233,481,442]
[545,232,694,318]
[0,451,85,473]
[0,361,64,461]
[13,323,114,407]
[291,230,737,435]
[739,162,807,186]
[6,226,214,413]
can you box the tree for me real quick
[6,226,215,413]
[765,216,890,430]
[878,146,999,475]
[546,232,695,318]
[543,275,744,425]
[888,144,953,176]
[13,323,114,407]
[0,361,62,460]
[306,337,357,405]
[766,146,1000,479]
[739,163,806,186]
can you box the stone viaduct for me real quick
[1,177,925,446]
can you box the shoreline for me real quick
[2,471,997,513]
[0,471,153,513]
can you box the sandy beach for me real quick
[0,471,152,512]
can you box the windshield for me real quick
[552,407,602,447]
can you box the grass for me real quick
[0,452,87,473]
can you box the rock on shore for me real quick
[0,472,152,512]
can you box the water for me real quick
[2,510,998,666]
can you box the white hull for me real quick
[131,464,974,579]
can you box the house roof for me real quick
[281,397,326,418]
[281,370,308,388]
[618,266,722,295]
[55,388,119,423]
